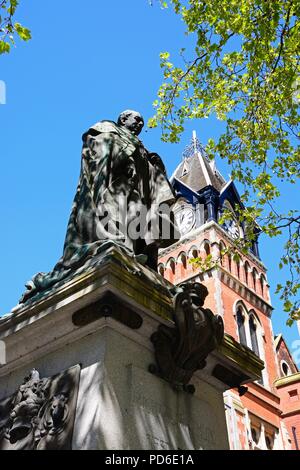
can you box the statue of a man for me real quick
[19,110,179,304]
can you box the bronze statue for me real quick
[18,110,179,305]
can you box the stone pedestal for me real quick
[0,246,263,450]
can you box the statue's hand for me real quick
[126,167,134,178]
[148,153,166,174]
[19,280,37,304]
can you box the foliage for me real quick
[0,0,30,54]
[149,0,300,324]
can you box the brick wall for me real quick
[158,223,290,449]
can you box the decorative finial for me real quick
[192,130,197,154]
[182,131,207,160]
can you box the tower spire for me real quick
[171,130,225,193]
[183,130,206,159]
[192,130,197,154]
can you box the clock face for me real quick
[174,205,196,236]
[223,218,240,239]
[219,200,244,239]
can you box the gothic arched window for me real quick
[281,361,291,377]
[219,241,226,267]
[158,264,164,277]
[228,254,232,273]
[180,253,187,269]
[236,260,240,279]
[260,274,266,297]
[170,259,176,275]
[252,268,258,291]
[204,242,210,257]
[249,314,260,357]
[244,262,250,285]
[237,307,247,347]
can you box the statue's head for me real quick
[117,110,144,136]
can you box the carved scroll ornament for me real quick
[149,282,224,392]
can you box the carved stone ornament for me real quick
[0,365,80,450]
[149,282,224,392]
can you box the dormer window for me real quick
[281,361,291,377]
[181,160,190,176]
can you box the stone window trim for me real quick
[217,242,269,300]
[248,415,278,450]
[188,245,199,260]
[233,302,268,387]
[176,251,188,268]
[158,263,165,277]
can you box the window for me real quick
[204,207,208,222]
[237,308,247,347]
[249,315,260,357]
[244,262,250,285]
[204,242,210,257]
[251,427,259,445]
[181,160,189,176]
[265,435,274,450]
[260,275,264,296]
[170,259,175,275]
[180,253,187,269]
[236,260,240,279]
[158,264,164,277]
[281,361,291,377]
[288,389,299,401]
[252,269,258,291]
[236,306,265,385]
[219,242,226,267]
[228,254,232,273]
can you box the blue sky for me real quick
[0,0,299,360]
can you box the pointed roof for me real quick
[274,333,283,349]
[171,131,226,193]
[274,333,299,373]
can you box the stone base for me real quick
[0,247,263,450]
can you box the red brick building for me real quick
[158,133,300,450]
[274,335,300,450]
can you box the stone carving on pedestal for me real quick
[0,365,80,450]
[149,282,224,392]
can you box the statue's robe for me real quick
[21,121,179,300]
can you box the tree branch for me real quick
[271,2,293,74]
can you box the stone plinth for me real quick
[0,246,263,450]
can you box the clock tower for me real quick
[158,132,293,450]
[170,131,259,258]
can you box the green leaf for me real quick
[151,0,300,324]
[14,22,31,41]
[0,40,10,53]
